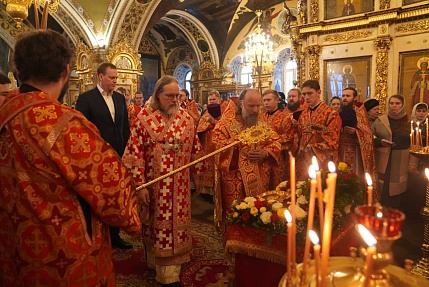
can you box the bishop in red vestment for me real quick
[123,76,205,285]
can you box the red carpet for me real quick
[113,219,227,287]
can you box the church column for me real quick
[374,36,392,112]
[306,44,321,81]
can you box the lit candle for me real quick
[425,118,428,146]
[320,162,337,287]
[302,166,317,280]
[358,224,377,287]
[419,128,423,147]
[365,173,373,206]
[289,152,296,265]
[285,210,293,283]
[410,133,413,151]
[42,0,49,30]
[309,230,321,287]
[312,156,324,237]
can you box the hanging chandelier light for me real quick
[1,0,60,29]
[242,10,277,71]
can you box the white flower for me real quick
[271,202,283,211]
[344,204,352,214]
[297,195,308,205]
[239,202,249,209]
[260,211,272,224]
[296,188,302,197]
[244,197,257,207]
[268,199,277,204]
[295,205,308,220]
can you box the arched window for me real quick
[185,70,192,95]
[240,65,253,85]
[284,60,297,93]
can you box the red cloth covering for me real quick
[225,215,357,287]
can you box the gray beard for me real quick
[243,114,259,127]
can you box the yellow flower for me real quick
[250,207,259,215]
[232,199,240,206]
[260,207,267,213]
[338,162,348,172]
[233,212,239,218]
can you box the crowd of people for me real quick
[0,29,427,287]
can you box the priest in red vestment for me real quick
[213,89,281,230]
[294,80,342,179]
[0,29,141,287]
[123,76,205,286]
[260,89,288,188]
[196,90,228,197]
[179,88,200,125]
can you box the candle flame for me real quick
[376,212,382,218]
[425,168,429,179]
[358,224,377,247]
[309,165,316,179]
[284,210,292,223]
[328,161,336,173]
[309,230,319,245]
[312,156,319,171]
[365,173,372,186]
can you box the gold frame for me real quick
[324,0,374,20]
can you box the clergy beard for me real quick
[287,101,300,112]
[58,78,70,104]
[243,113,259,127]
[161,103,179,116]
[341,101,354,111]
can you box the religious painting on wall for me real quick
[324,57,371,104]
[325,0,374,20]
[399,50,429,113]
[140,55,160,102]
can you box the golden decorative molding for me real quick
[310,0,318,23]
[106,40,143,96]
[395,19,429,34]
[297,0,307,24]
[374,36,392,112]
[398,6,429,19]
[323,30,373,43]
[306,45,321,81]
[380,0,390,10]
[74,41,94,93]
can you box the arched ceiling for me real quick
[0,0,285,68]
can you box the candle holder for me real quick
[409,151,429,279]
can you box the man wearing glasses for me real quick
[123,75,206,287]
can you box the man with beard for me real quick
[122,76,206,287]
[213,89,281,230]
[338,87,377,192]
[76,62,133,249]
[282,88,306,157]
[0,29,141,286]
[179,88,200,125]
[293,80,342,179]
[260,89,288,188]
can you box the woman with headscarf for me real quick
[403,102,429,218]
[372,94,411,208]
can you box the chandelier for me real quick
[2,0,60,29]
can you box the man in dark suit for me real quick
[76,62,132,249]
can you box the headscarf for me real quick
[387,94,407,120]
[411,102,428,122]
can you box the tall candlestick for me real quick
[420,128,423,147]
[312,156,324,238]
[365,173,373,206]
[289,152,297,265]
[302,166,317,282]
[42,0,49,30]
[320,162,337,287]
[410,133,413,151]
[426,118,428,147]
[358,224,377,287]
[309,230,321,287]
[285,210,293,284]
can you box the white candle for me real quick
[312,156,324,237]
[365,173,373,206]
[358,224,377,287]
[303,166,317,280]
[320,162,337,287]
[309,230,321,287]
